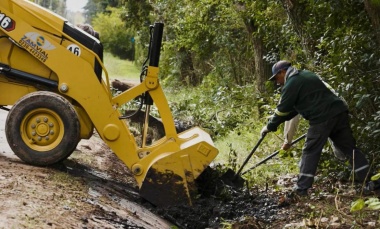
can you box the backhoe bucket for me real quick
[139,127,218,207]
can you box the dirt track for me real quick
[0,109,173,229]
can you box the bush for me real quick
[93,8,135,60]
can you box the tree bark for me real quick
[179,48,200,86]
[279,0,314,59]
[243,19,270,94]
[364,0,380,46]
[252,37,268,93]
[242,17,272,117]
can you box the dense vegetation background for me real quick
[87,0,380,161]
[35,0,380,171]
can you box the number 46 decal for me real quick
[0,12,16,32]
[67,44,81,57]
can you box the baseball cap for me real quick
[269,60,291,81]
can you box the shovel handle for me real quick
[235,133,267,177]
[241,133,306,175]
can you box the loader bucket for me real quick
[139,127,218,207]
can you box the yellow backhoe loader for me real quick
[0,0,218,207]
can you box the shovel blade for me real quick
[220,168,245,188]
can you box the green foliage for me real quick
[371,173,380,181]
[365,198,380,210]
[350,176,380,213]
[351,197,380,212]
[167,81,260,138]
[117,0,154,67]
[120,0,153,30]
[92,8,135,60]
[351,198,365,212]
[164,76,304,187]
[150,0,276,86]
[94,0,379,184]
[84,0,120,22]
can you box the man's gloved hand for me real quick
[282,143,292,150]
[260,126,269,137]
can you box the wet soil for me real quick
[152,167,292,229]
[1,108,379,228]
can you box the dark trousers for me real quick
[297,112,370,190]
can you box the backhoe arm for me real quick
[0,0,219,207]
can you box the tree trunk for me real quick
[364,0,380,46]
[179,48,199,86]
[279,0,314,59]
[242,17,272,117]
[252,37,268,93]
[243,19,270,94]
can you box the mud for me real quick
[139,168,194,208]
[150,167,287,229]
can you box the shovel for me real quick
[221,133,267,188]
[241,133,306,175]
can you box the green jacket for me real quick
[267,67,348,131]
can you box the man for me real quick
[261,60,378,196]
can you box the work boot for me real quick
[285,187,308,204]
[292,188,308,197]
[363,180,380,195]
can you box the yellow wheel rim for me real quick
[21,108,64,151]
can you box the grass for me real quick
[103,52,141,80]
[214,128,301,186]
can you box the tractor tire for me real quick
[5,91,80,166]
